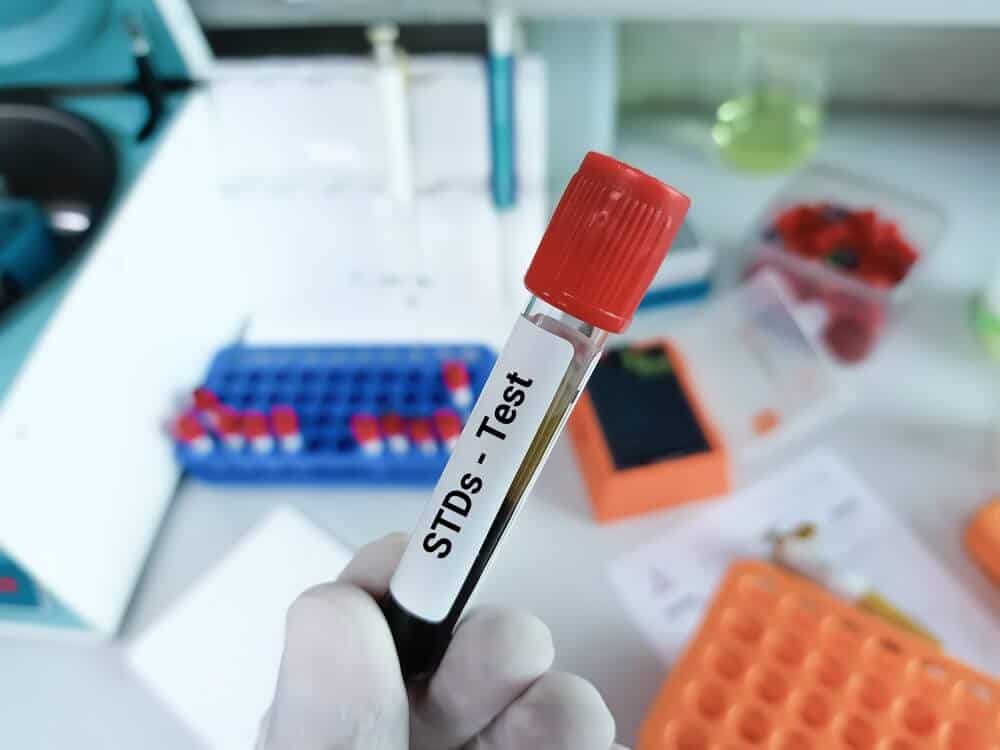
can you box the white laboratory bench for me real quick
[2,111,999,749]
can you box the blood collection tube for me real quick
[351,414,384,457]
[216,406,244,451]
[384,152,690,679]
[192,387,223,428]
[442,361,473,409]
[175,411,213,454]
[432,409,462,453]
[409,417,437,455]
[271,406,303,453]
[243,410,274,454]
[380,412,409,454]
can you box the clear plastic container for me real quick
[743,164,946,363]
[669,270,847,467]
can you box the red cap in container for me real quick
[524,151,690,333]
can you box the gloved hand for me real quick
[257,533,628,750]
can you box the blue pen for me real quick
[487,8,517,209]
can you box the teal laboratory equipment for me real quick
[0,0,195,400]
[487,8,517,209]
[0,198,57,311]
[639,220,716,309]
[0,0,199,634]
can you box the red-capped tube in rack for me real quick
[243,410,274,454]
[217,406,244,451]
[193,387,223,428]
[380,412,409,455]
[442,361,473,409]
[271,406,303,453]
[383,152,690,680]
[175,411,213,454]
[408,417,437,455]
[351,414,383,457]
[432,409,462,453]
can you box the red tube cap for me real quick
[524,152,690,333]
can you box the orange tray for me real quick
[568,341,730,523]
[640,560,1000,750]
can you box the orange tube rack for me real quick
[640,561,999,750]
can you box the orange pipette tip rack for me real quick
[639,560,999,750]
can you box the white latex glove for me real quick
[257,533,628,750]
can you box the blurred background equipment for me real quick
[0,104,117,318]
[0,198,56,314]
[639,220,717,308]
[205,29,547,344]
[0,0,232,642]
[487,6,518,210]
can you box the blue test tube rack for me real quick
[176,344,495,486]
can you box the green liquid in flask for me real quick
[713,87,822,172]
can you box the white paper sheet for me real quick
[128,508,352,750]
[608,450,1000,676]
[205,55,547,349]
[207,57,383,186]
[238,188,521,350]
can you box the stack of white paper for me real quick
[128,508,352,750]
[207,56,548,348]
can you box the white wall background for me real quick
[619,22,1000,110]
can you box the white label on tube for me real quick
[389,316,575,623]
